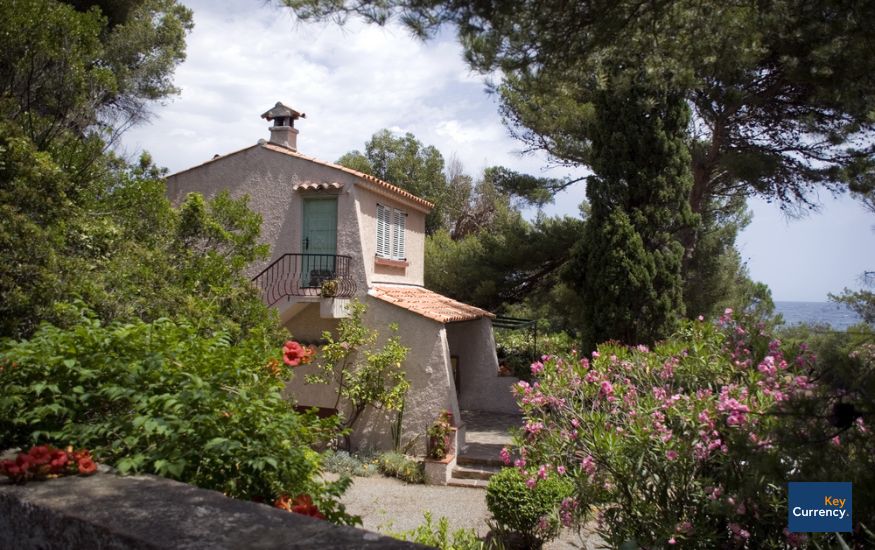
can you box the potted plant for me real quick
[320,279,339,298]
[426,410,454,460]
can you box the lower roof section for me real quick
[369,285,495,324]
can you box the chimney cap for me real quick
[261,101,305,121]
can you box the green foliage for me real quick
[426,214,584,317]
[681,196,776,319]
[566,79,693,351]
[0,310,358,524]
[322,450,378,477]
[485,467,573,548]
[375,451,423,484]
[495,330,574,381]
[390,512,489,550]
[306,301,410,443]
[829,287,875,325]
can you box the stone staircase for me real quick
[446,410,522,488]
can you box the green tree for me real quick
[565,77,693,350]
[305,301,410,449]
[337,129,448,233]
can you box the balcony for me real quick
[252,253,356,306]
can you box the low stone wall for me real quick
[0,471,426,549]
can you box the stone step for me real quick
[446,477,490,489]
[451,465,501,481]
[456,450,506,468]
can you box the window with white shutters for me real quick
[376,204,406,261]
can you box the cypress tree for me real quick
[566,76,694,351]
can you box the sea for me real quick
[774,301,864,331]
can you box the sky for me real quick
[122,0,875,303]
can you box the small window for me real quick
[376,203,406,261]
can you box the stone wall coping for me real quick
[0,471,429,549]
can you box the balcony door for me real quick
[301,198,337,288]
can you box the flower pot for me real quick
[427,433,451,460]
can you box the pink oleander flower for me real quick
[580,455,596,475]
[665,450,679,461]
[500,447,511,466]
[530,361,544,376]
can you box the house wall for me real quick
[446,319,520,414]
[354,185,426,287]
[165,144,367,289]
[282,296,459,453]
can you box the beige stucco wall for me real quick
[282,296,459,453]
[165,144,367,289]
[353,185,426,287]
[447,319,520,414]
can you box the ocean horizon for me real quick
[774,301,864,331]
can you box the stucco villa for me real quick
[166,102,520,454]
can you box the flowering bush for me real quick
[505,311,871,548]
[1,445,97,483]
[0,310,356,525]
[485,466,573,548]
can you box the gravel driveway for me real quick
[337,474,603,549]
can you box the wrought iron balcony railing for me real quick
[252,253,356,306]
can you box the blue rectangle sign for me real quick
[788,482,852,533]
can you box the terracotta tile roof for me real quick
[293,181,343,191]
[261,143,434,212]
[369,285,495,324]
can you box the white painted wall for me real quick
[447,319,520,414]
[282,296,459,453]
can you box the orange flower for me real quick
[274,495,293,511]
[77,457,97,475]
[265,358,282,377]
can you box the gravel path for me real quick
[336,474,603,549]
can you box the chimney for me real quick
[260,102,306,151]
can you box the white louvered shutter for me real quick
[376,204,389,257]
[393,209,406,260]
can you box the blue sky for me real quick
[122,0,875,302]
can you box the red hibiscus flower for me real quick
[274,493,325,520]
[283,341,316,367]
[77,457,97,475]
[290,494,326,520]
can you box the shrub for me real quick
[390,512,488,550]
[0,310,356,524]
[485,467,572,548]
[505,311,873,547]
[376,451,424,484]
[323,450,378,478]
